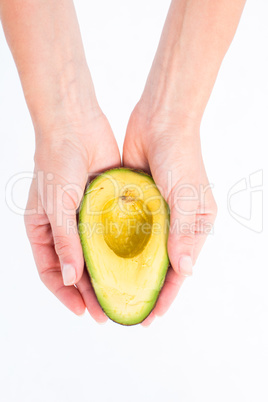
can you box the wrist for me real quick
[135,93,201,137]
[33,103,104,148]
[141,63,207,130]
[22,58,100,135]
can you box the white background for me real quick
[1,1,268,401]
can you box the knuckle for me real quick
[38,270,47,285]
[53,234,71,257]
[24,213,38,236]
[178,233,195,247]
[24,210,30,226]
[57,190,80,212]
[24,211,39,229]
[24,207,37,226]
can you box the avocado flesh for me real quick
[79,168,169,325]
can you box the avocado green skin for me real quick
[78,168,170,326]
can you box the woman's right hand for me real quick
[25,109,121,322]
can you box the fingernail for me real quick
[62,263,76,286]
[179,256,193,276]
[77,310,86,317]
[98,319,108,326]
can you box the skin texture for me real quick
[0,0,120,322]
[123,0,246,325]
[0,0,246,325]
[25,115,120,321]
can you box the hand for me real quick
[123,102,217,326]
[25,109,121,322]
[122,0,244,327]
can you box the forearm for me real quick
[142,0,246,124]
[0,0,98,132]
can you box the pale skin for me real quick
[0,0,246,325]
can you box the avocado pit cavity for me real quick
[102,191,152,258]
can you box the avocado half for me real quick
[79,168,169,325]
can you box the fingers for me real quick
[41,176,85,287]
[167,185,198,277]
[38,261,86,316]
[153,268,186,316]
[141,269,186,323]
[49,206,84,286]
[156,188,217,318]
[141,312,156,327]
[25,183,86,316]
[192,207,217,263]
[76,269,108,324]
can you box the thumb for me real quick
[48,184,84,287]
[167,185,198,277]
